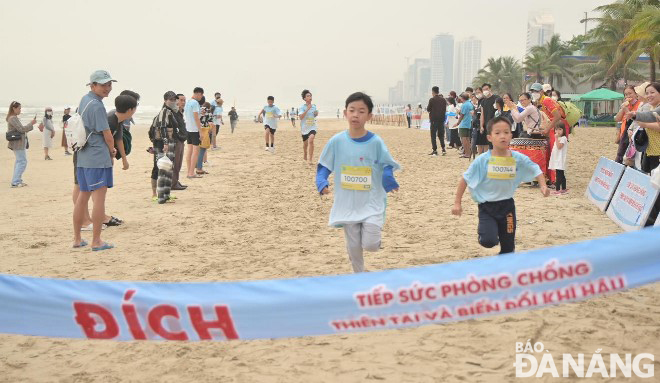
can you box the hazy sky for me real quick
[0,0,609,110]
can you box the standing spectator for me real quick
[6,101,37,187]
[62,107,72,155]
[446,97,461,149]
[415,103,423,128]
[150,91,179,203]
[72,70,117,251]
[211,92,224,149]
[479,83,498,149]
[456,93,473,158]
[228,106,239,134]
[404,104,412,128]
[614,85,640,163]
[290,107,296,127]
[426,86,447,156]
[185,87,204,179]
[41,107,55,160]
[171,94,187,190]
[530,82,567,184]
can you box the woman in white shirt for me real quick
[506,92,542,137]
[446,97,460,149]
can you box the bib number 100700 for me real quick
[341,166,372,191]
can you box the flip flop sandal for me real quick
[73,240,88,248]
[105,216,122,226]
[187,175,202,178]
[92,243,114,252]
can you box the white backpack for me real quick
[67,100,95,152]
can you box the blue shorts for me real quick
[76,167,113,192]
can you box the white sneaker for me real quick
[265,146,270,151]
[269,147,275,153]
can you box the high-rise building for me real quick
[454,37,482,92]
[430,34,454,93]
[400,58,430,104]
[526,12,555,54]
[388,80,404,105]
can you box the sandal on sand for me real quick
[81,223,107,231]
[105,216,122,226]
[187,174,202,179]
[196,170,209,175]
[73,240,88,248]
[92,243,114,252]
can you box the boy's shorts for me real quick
[264,126,276,134]
[459,128,471,138]
[302,130,317,141]
[76,167,113,192]
[187,132,200,145]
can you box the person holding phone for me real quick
[6,101,37,187]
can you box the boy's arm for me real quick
[116,138,128,170]
[102,129,117,162]
[316,164,332,194]
[193,111,202,131]
[452,177,468,216]
[382,165,399,192]
[535,173,550,197]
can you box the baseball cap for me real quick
[530,83,543,92]
[86,70,117,86]
[163,91,177,100]
[64,106,71,110]
[542,84,552,92]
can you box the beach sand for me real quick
[0,119,658,382]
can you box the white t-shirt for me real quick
[184,99,200,133]
[447,105,459,129]
[549,136,568,170]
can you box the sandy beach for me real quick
[0,119,658,382]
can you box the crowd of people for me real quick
[5,68,659,270]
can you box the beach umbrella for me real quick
[573,88,625,102]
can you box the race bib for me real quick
[487,157,516,180]
[305,117,315,126]
[266,112,274,119]
[341,166,372,191]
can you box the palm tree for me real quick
[622,5,660,81]
[529,34,577,89]
[594,0,660,82]
[473,56,524,94]
[523,52,559,84]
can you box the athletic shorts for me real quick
[187,132,200,145]
[459,128,471,138]
[73,151,78,185]
[291,118,295,121]
[302,130,317,141]
[76,167,113,192]
[264,126,276,134]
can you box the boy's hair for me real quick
[481,83,492,89]
[486,116,512,134]
[301,89,311,99]
[214,92,221,97]
[202,101,211,109]
[345,92,373,113]
[120,90,140,101]
[465,87,474,93]
[267,96,275,101]
[114,95,137,113]
[432,86,439,94]
[176,93,185,99]
[193,87,204,94]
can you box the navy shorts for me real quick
[302,130,317,141]
[187,132,200,146]
[264,126,276,134]
[76,167,113,192]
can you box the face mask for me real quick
[46,112,53,116]
[167,100,177,109]
[551,96,559,101]
[531,93,541,101]
[476,93,483,99]
[483,90,491,97]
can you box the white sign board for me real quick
[585,157,626,211]
[606,167,660,231]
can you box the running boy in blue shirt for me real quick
[452,116,549,254]
[316,92,400,273]
[257,96,281,153]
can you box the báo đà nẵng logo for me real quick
[514,340,654,378]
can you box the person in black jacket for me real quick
[426,86,447,156]
[172,94,188,190]
[150,91,180,203]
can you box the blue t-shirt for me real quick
[184,99,200,133]
[299,104,318,135]
[318,131,400,227]
[463,150,542,204]
[263,105,281,129]
[77,91,111,168]
[459,102,474,129]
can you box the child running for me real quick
[316,92,400,273]
[299,89,318,165]
[452,117,549,254]
[257,96,281,153]
[549,120,569,195]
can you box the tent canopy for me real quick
[574,88,625,101]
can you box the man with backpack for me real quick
[72,70,117,252]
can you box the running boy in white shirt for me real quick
[316,92,400,273]
[299,89,318,165]
[257,96,281,153]
[452,116,549,254]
